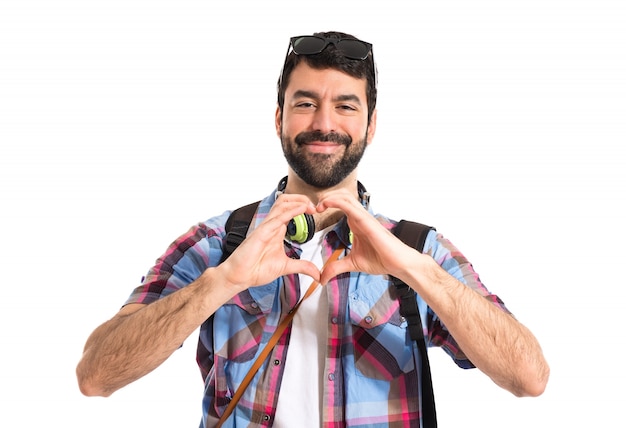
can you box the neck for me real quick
[314,209,345,232]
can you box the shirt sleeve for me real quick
[124,213,229,306]
[424,230,512,369]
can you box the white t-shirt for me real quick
[273,226,333,427]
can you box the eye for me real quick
[336,104,359,115]
[295,101,316,109]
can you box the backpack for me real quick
[222,201,438,427]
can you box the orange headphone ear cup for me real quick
[287,213,315,243]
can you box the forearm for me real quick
[401,255,550,397]
[76,266,236,397]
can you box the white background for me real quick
[1,0,624,426]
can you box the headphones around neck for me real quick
[276,176,370,244]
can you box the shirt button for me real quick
[263,414,270,421]
[331,317,338,324]
[328,373,335,381]
[273,359,281,366]
[250,302,259,309]
[364,316,373,324]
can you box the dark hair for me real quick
[277,31,377,123]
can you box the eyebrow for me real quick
[292,90,363,105]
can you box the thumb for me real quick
[287,259,321,283]
[320,258,351,285]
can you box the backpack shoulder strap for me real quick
[393,220,434,256]
[391,219,434,344]
[221,200,260,263]
[391,219,438,427]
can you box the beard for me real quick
[281,129,368,189]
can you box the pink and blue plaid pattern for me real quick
[126,191,509,427]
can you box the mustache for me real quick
[294,130,352,146]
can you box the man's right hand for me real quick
[215,193,321,293]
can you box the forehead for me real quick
[285,62,368,101]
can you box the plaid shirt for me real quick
[126,191,510,428]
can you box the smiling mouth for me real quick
[295,130,352,147]
[302,141,344,154]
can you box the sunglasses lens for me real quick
[337,40,370,60]
[292,36,327,55]
[292,36,370,60]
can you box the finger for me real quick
[275,193,316,209]
[316,192,367,221]
[258,201,316,237]
[285,259,321,282]
[316,191,357,210]
[320,257,352,285]
[268,197,316,224]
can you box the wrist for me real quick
[197,265,243,309]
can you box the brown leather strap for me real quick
[216,245,345,427]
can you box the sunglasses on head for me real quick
[288,35,373,60]
[278,35,377,93]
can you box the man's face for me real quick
[276,62,376,189]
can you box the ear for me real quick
[275,105,282,138]
[366,109,377,145]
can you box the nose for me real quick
[310,104,336,134]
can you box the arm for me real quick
[76,271,236,397]
[317,190,550,397]
[76,194,321,397]
[400,255,549,397]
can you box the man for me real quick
[76,31,549,427]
